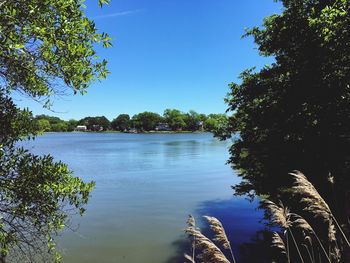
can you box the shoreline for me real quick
[42,130,211,134]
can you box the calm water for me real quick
[23,132,264,263]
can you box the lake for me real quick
[23,132,264,263]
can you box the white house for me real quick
[155,123,171,131]
[75,125,87,131]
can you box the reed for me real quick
[292,215,332,263]
[184,253,195,263]
[185,215,196,263]
[291,172,349,245]
[184,171,349,262]
[271,231,289,262]
[290,171,332,223]
[185,226,230,263]
[263,200,292,229]
[291,171,348,261]
[203,216,237,263]
[264,200,305,263]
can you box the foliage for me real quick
[67,119,78,132]
[0,91,37,145]
[78,116,110,131]
[36,119,51,132]
[131,112,163,131]
[111,114,130,131]
[0,0,111,103]
[204,114,228,132]
[51,122,68,132]
[35,115,113,132]
[163,109,187,130]
[0,0,111,260]
[0,92,95,261]
[35,115,69,132]
[35,110,229,133]
[220,0,350,218]
[185,110,206,131]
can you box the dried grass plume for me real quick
[185,226,230,263]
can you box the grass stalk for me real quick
[302,244,314,263]
[286,231,291,263]
[192,236,196,263]
[291,213,331,263]
[331,214,350,248]
[312,229,332,263]
[288,228,305,263]
[317,247,321,263]
[229,247,237,263]
[308,237,316,263]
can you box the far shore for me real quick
[42,130,211,134]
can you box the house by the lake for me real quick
[128,128,138,133]
[75,125,87,131]
[198,121,204,131]
[155,123,171,131]
[91,125,103,131]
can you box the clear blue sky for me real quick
[13,0,282,121]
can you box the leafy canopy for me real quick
[111,114,131,131]
[0,0,110,261]
[78,116,111,131]
[131,112,163,131]
[0,93,95,261]
[0,0,111,103]
[221,0,350,207]
[163,109,187,130]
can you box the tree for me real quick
[0,93,95,262]
[221,0,350,220]
[51,122,68,132]
[111,114,130,131]
[36,119,51,132]
[35,115,69,132]
[131,112,163,131]
[67,119,78,132]
[1,0,111,101]
[0,0,111,260]
[163,109,186,130]
[78,116,110,131]
[93,116,110,131]
[204,114,228,132]
[185,110,203,131]
[78,117,93,130]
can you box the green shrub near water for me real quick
[196,0,350,262]
[220,0,350,192]
[0,0,111,261]
[217,0,350,237]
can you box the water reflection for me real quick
[165,197,272,263]
[22,133,260,263]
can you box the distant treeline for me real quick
[34,109,228,132]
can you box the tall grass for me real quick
[185,222,230,263]
[184,171,349,263]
